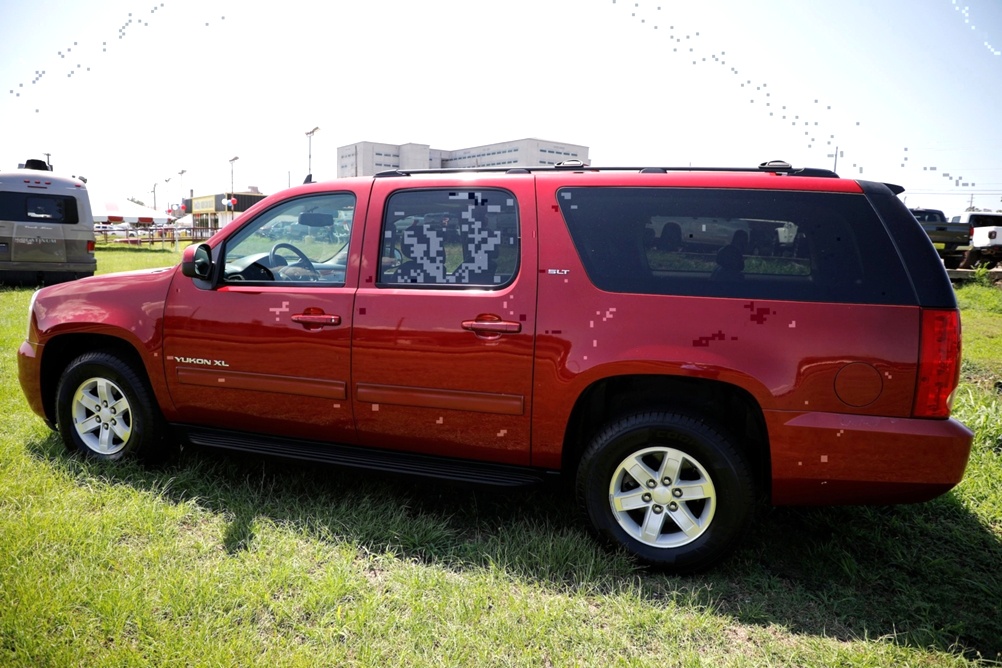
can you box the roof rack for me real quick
[374,160,839,178]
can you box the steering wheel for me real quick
[269,242,319,279]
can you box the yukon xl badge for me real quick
[173,356,229,367]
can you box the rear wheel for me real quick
[577,411,754,572]
[55,352,168,461]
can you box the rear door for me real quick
[350,177,538,465]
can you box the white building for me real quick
[337,138,590,177]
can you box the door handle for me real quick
[292,311,341,329]
[461,315,521,336]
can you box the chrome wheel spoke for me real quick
[98,423,117,452]
[110,396,129,416]
[613,487,650,513]
[674,479,712,501]
[667,503,702,538]
[640,508,667,543]
[109,419,131,444]
[625,456,656,487]
[95,379,115,406]
[657,453,682,484]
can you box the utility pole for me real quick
[229,156,239,226]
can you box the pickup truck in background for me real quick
[909,208,970,268]
[956,212,1002,269]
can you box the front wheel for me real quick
[577,412,754,572]
[55,351,169,461]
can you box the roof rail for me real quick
[373,161,839,178]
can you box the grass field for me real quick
[1,247,1000,666]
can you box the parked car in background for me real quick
[0,159,95,285]
[956,212,1002,269]
[909,207,969,268]
[18,160,973,572]
[94,222,137,237]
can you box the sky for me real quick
[2,0,1000,215]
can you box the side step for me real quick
[178,426,553,487]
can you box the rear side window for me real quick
[557,187,915,305]
[969,214,1002,228]
[0,192,80,224]
[378,188,519,288]
[909,209,946,223]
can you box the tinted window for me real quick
[378,188,519,288]
[221,193,355,285]
[909,209,946,223]
[970,214,1002,228]
[0,192,80,224]
[557,187,915,305]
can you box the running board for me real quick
[178,426,553,487]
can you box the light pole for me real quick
[228,156,239,226]
[178,169,186,212]
[151,182,158,210]
[306,127,319,183]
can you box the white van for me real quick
[0,159,96,285]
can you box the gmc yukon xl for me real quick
[18,161,973,572]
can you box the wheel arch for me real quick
[561,374,771,499]
[39,333,157,426]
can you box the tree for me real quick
[128,197,146,207]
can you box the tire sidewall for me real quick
[578,412,753,572]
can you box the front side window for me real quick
[221,193,355,285]
[378,188,519,288]
[557,187,914,304]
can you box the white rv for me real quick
[0,159,96,285]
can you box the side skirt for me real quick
[176,425,555,487]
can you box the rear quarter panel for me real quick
[530,177,923,469]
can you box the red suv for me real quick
[17,161,973,572]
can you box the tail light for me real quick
[87,240,95,253]
[913,309,961,418]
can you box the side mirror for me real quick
[181,243,213,279]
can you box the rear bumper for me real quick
[766,410,973,505]
[1,262,95,285]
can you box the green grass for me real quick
[92,242,185,274]
[1,251,1000,666]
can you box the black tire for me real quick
[576,411,754,572]
[55,351,169,462]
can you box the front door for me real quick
[163,191,361,444]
